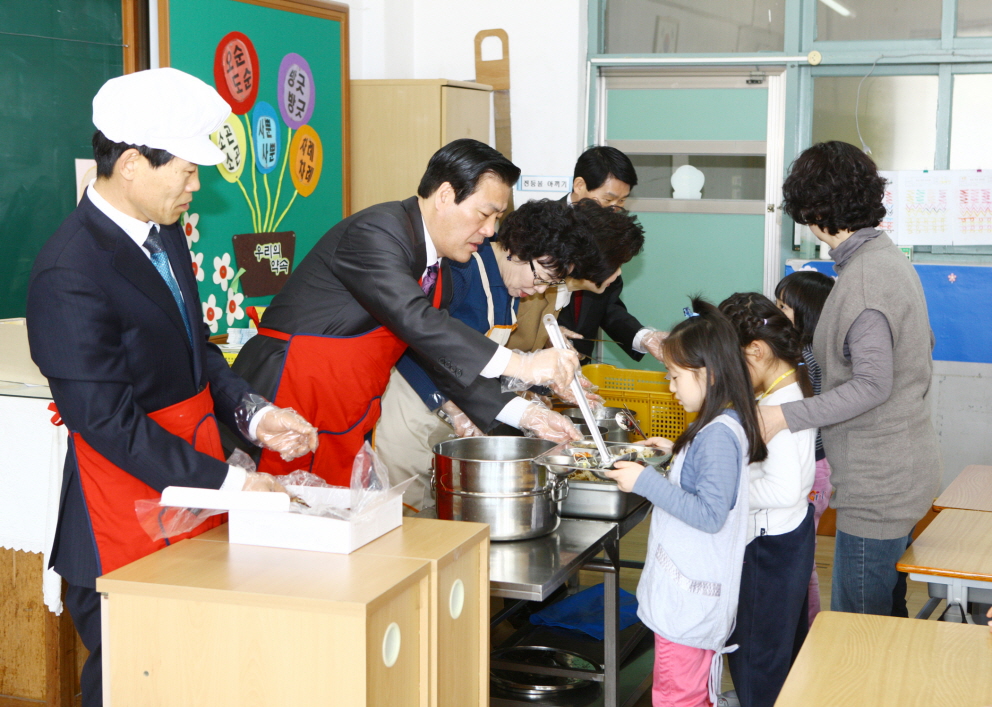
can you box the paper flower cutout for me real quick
[190,250,205,282]
[226,289,245,326]
[213,252,234,291]
[202,294,222,334]
[181,212,200,249]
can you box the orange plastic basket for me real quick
[582,364,693,440]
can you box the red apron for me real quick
[257,271,444,486]
[65,385,227,576]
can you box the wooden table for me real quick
[775,611,992,706]
[934,465,992,512]
[897,508,992,621]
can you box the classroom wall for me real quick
[346,0,589,202]
[347,0,991,483]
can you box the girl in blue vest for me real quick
[607,297,767,707]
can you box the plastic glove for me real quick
[241,471,289,494]
[255,406,319,461]
[519,403,583,443]
[440,401,484,438]
[501,348,579,393]
[519,390,553,408]
[640,328,668,362]
[553,372,605,412]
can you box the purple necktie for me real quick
[421,263,439,294]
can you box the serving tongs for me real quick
[543,314,615,470]
[615,404,647,440]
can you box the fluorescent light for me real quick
[819,0,854,17]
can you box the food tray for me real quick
[535,441,671,478]
[582,364,695,440]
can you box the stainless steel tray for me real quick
[560,478,643,520]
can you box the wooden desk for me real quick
[934,465,992,512]
[98,538,431,707]
[897,508,992,621]
[775,611,992,706]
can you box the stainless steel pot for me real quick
[432,437,565,541]
[563,407,632,443]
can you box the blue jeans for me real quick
[831,529,913,616]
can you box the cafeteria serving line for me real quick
[3,2,992,707]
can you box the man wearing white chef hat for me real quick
[26,68,318,707]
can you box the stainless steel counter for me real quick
[488,502,653,707]
[489,518,618,601]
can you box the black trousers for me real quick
[728,503,816,707]
[65,583,103,707]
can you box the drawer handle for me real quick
[382,622,401,667]
[449,579,465,620]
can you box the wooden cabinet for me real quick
[355,517,490,707]
[350,79,492,212]
[97,539,430,707]
[0,548,81,707]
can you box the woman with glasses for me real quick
[375,198,644,513]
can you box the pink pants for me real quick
[807,457,832,624]
[653,633,715,707]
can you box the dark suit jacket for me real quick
[557,277,645,362]
[26,193,256,587]
[399,239,519,430]
[233,196,499,403]
[556,194,644,362]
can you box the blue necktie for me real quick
[145,227,193,346]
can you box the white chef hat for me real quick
[92,68,231,166]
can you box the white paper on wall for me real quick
[879,169,992,246]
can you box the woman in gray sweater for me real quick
[759,141,941,617]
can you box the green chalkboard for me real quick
[166,0,347,335]
[0,1,125,319]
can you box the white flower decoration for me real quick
[226,289,245,326]
[201,294,222,334]
[213,252,233,291]
[181,212,200,249]
[190,250,205,282]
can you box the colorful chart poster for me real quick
[882,170,992,246]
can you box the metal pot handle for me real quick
[428,457,436,499]
[550,474,569,503]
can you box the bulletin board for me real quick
[161,0,349,335]
[785,260,992,365]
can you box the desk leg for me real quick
[603,531,620,707]
[949,580,976,625]
[915,596,942,620]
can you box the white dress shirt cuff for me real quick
[495,396,534,428]
[631,327,651,354]
[248,405,276,443]
[480,345,513,379]
[221,465,248,491]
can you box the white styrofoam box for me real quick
[159,480,413,554]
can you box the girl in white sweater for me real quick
[718,293,816,707]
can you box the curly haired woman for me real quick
[759,141,941,618]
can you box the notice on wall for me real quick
[879,170,992,246]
